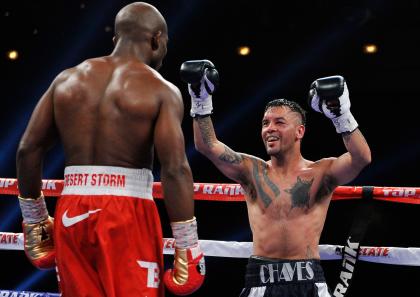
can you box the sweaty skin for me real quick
[194,105,371,259]
[244,157,333,259]
[16,2,194,222]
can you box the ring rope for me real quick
[1,232,419,266]
[1,178,419,204]
[0,290,59,297]
[1,178,419,296]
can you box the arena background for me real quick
[0,0,419,296]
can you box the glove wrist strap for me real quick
[190,95,213,117]
[171,217,199,249]
[18,193,49,224]
[332,111,358,134]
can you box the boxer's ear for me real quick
[151,31,162,51]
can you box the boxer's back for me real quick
[53,56,163,169]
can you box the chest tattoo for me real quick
[262,166,281,197]
[285,176,314,209]
[251,159,280,208]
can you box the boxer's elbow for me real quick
[194,141,207,155]
[16,141,45,178]
[16,141,38,163]
[193,133,213,153]
[16,143,27,162]
[363,150,372,167]
[161,160,193,181]
[359,145,372,167]
[194,141,219,160]
[353,150,372,172]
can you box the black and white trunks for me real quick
[239,256,331,297]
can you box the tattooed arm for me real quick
[193,116,249,183]
[328,128,371,186]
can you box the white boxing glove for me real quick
[309,75,358,133]
[179,60,219,117]
[188,72,216,117]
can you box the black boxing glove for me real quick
[308,75,358,133]
[180,60,219,117]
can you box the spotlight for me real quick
[363,43,378,54]
[7,50,18,60]
[237,46,251,56]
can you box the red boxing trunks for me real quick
[239,256,331,297]
[54,166,163,297]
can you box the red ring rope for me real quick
[0,178,419,203]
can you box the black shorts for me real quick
[239,256,332,297]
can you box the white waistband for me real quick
[61,166,153,199]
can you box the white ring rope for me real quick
[0,290,59,297]
[1,179,419,297]
[1,232,419,266]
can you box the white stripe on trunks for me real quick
[315,282,332,297]
[247,286,266,297]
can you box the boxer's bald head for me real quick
[113,2,168,69]
[115,2,167,41]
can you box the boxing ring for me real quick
[1,178,419,296]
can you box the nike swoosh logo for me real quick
[62,209,102,227]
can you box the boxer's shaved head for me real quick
[114,2,167,42]
[113,2,168,69]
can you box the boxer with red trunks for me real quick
[16,2,204,296]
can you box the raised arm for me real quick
[193,116,249,183]
[331,128,371,184]
[309,75,371,186]
[180,60,250,183]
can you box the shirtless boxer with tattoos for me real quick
[180,60,371,297]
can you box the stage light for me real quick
[7,50,18,60]
[238,46,251,56]
[363,43,378,54]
